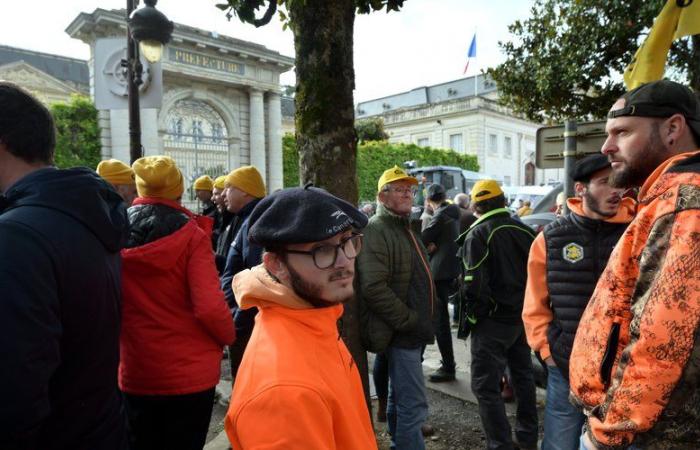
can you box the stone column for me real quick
[266,92,283,192]
[248,88,267,182]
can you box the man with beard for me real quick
[357,165,434,450]
[223,185,377,449]
[212,175,234,269]
[522,154,634,450]
[570,80,700,449]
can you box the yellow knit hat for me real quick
[132,155,184,201]
[193,175,214,191]
[213,175,227,190]
[377,165,418,193]
[96,159,135,185]
[470,179,503,203]
[225,166,266,198]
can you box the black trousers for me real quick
[433,280,456,369]
[123,388,215,450]
[228,332,252,380]
[470,319,538,450]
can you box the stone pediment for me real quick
[0,60,80,96]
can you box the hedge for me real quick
[283,134,480,201]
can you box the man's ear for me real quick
[263,252,288,282]
[664,113,685,148]
[574,181,586,198]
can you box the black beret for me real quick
[427,183,446,201]
[572,154,611,182]
[248,184,369,247]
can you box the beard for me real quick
[286,263,354,308]
[610,125,668,188]
[583,190,615,218]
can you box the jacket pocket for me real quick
[600,320,621,388]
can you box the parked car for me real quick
[521,212,557,233]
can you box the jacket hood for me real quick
[2,167,128,252]
[233,265,315,310]
[566,196,636,224]
[438,202,460,220]
[638,150,700,203]
[121,219,197,271]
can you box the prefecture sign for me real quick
[169,48,245,76]
[535,120,607,169]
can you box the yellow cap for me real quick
[213,175,227,190]
[377,165,418,192]
[193,175,214,191]
[225,166,266,198]
[96,159,135,185]
[132,155,184,201]
[470,179,503,203]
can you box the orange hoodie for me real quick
[522,197,636,361]
[569,151,700,448]
[224,265,378,450]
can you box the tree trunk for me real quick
[289,0,370,406]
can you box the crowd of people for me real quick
[1,78,699,450]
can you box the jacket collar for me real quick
[375,202,411,226]
[638,150,700,204]
[233,265,343,336]
[566,197,636,225]
[133,196,194,218]
[470,207,511,229]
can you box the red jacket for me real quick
[120,197,235,395]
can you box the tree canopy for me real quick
[488,0,700,123]
[355,117,389,143]
[216,0,406,27]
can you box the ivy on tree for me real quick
[488,0,700,123]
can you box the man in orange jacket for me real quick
[224,184,377,450]
[522,154,634,450]
[570,80,700,449]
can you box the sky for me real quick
[0,0,534,103]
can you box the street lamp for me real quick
[125,0,173,163]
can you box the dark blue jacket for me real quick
[0,167,129,450]
[220,198,263,338]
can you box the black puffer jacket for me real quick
[0,167,129,450]
[125,202,189,248]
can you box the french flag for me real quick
[463,33,477,74]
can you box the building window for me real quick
[504,136,512,159]
[488,133,498,155]
[449,133,463,152]
[417,137,430,147]
[504,176,512,186]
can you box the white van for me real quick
[502,185,555,212]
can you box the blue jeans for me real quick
[386,345,428,450]
[543,365,585,450]
[579,434,641,450]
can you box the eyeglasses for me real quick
[284,233,363,269]
[383,186,417,196]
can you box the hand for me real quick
[544,356,556,366]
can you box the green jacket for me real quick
[356,204,435,353]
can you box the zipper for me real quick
[406,227,435,316]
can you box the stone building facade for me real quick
[356,75,564,186]
[66,8,294,197]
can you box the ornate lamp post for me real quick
[125,0,173,163]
